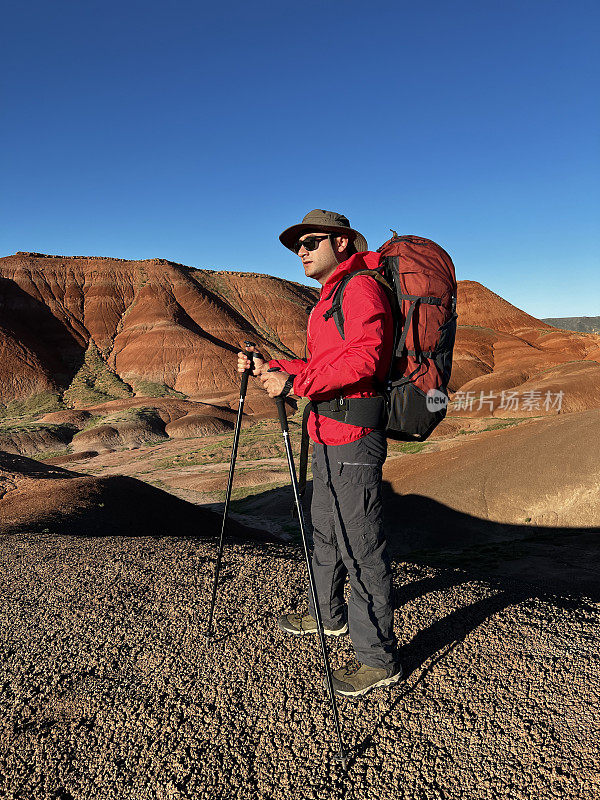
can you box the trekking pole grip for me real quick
[275,395,289,432]
[240,341,256,396]
[268,368,289,432]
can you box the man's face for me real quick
[296,232,349,285]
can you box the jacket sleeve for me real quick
[292,276,392,399]
[267,358,308,377]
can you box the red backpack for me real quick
[324,232,458,440]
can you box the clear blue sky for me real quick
[2,0,598,317]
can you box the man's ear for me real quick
[334,236,349,255]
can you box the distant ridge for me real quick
[542,316,600,335]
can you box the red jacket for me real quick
[269,251,394,446]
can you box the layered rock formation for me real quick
[0,252,317,405]
[451,281,600,416]
[1,254,598,442]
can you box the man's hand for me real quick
[237,348,266,377]
[259,370,292,398]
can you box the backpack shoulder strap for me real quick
[322,270,392,340]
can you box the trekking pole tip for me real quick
[333,753,349,771]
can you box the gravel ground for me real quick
[1,531,598,800]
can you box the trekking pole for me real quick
[272,384,348,770]
[205,341,256,639]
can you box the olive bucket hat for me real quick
[279,209,368,253]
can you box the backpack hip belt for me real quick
[298,396,385,495]
[309,395,386,427]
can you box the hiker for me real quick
[237,209,402,697]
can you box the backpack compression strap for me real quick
[393,293,442,358]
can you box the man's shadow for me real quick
[381,484,600,598]
[331,482,599,763]
[347,571,593,764]
[248,476,599,670]
[380,483,599,676]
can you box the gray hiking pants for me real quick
[307,430,398,668]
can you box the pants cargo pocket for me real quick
[332,463,384,561]
[337,462,381,483]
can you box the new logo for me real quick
[426,388,449,412]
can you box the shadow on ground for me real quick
[6,456,598,671]
[199,477,600,767]
[219,476,600,596]
[0,450,274,541]
[381,486,600,599]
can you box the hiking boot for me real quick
[327,659,403,697]
[277,611,348,637]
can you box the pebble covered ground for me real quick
[0,531,598,800]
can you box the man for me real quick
[237,209,402,697]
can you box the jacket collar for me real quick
[321,251,381,296]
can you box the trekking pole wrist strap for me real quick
[280,375,296,397]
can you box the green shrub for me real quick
[63,342,133,406]
[129,378,187,398]
[0,392,64,421]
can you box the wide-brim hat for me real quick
[279,209,368,253]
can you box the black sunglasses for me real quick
[292,234,331,254]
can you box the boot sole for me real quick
[278,620,349,637]
[331,667,403,697]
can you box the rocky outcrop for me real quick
[543,315,600,334]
